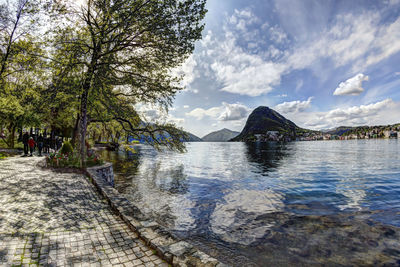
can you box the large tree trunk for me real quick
[78,60,97,167]
[77,4,101,167]
[71,113,80,148]
[78,87,89,168]
[6,122,16,148]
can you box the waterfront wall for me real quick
[87,163,114,187]
[86,163,225,267]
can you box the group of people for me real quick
[21,132,63,157]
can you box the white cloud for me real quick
[170,55,198,92]
[286,13,400,73]
[269,25,288,44]
[218,102,251,121]
[211,59,284,97]
[326,98,392,119]
[185,107,222,120]
[302,99,395,129]
[201,30,213,47]
[333,73,369,96]
[183,105,190,109]
[201,9,400,97]
[185,102,251,121]
[229,8,259,32]
[136,104,184,126]
[385,0,400,6]
[275,97,313,114]
[202,9,286,97]
[136,104,164,121]
[209,28,285,96]
[167,114,185,127]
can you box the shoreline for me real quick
[86,162,225,267]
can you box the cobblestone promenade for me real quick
[0,156,167,266]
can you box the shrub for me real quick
[46,151,103,168]
[60,141,73,155]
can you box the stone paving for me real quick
[0,156,168,266]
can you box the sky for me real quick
[142,0,400,137]
[6,0,400,138]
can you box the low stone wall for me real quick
[86,163,226,267]
[87,163,114,187]
[0,148,22,154]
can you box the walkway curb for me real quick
[86,165,228,267]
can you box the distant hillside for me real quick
[182,131,203,142]
[325,126,355,136]
[226,105,400,142]
[231,106,300,142]
[202,128,240,142]
[326,124,400,138]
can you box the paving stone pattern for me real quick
[0,156,168,266]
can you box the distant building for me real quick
[383,130,396,138]
[267,131,279,136]
[350,134,358,139]
[323,134,331,140]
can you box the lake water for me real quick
[100,140,400,266]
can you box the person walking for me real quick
[44,136,50,153]
[22,132,29,156]
[37,134,44,156]
[28,137,36,156]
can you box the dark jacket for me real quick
[22,133,29,144]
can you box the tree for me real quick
[0,37,45,148]
[0,0,53,147]
[54,0,207,166]
[0,0,47,90]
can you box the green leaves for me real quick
[65,0,207,152]
[0,0,207,152]
[0,95,24,121]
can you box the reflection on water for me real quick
[100,140,400,266]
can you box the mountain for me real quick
[182,131,203,142]
[231,106,300,141]
[324,126,355,136]
[202,128,240,142]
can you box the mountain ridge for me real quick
[183,131,203,142]
[202,128,240,142]
[231,106,301,141]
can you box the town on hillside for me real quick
[253,124,400,142]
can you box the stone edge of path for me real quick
[0,148,22,153]
[86,164,229,267]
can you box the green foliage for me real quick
[44,0,207,162]
[60,141,73,155]
[1,0,207,154]
[86,153,104,167]
[46,151,103,168]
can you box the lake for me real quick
[100,140,400,266]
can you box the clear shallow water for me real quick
[100,140,400,266]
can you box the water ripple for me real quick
[101,140,400,266]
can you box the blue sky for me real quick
[139,0,400,137]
